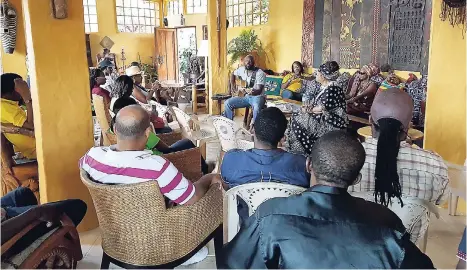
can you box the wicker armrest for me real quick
[158,132,183,146]
[162,148,202,182]
[166,185,222,252]
[1,124,35,138]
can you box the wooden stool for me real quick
[357,126,424,142]
[192,84,208,115]
[211,94,231,115]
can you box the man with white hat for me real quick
[125,65,155,104]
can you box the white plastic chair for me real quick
[170,106,216,158]
[223,182,306,243]
[350,192,439,253]
[445,161,466,216]
[211,116,252,152]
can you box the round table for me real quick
[357,126,424,142]
[211,94,231,115]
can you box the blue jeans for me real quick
[223,95,266,123]
[281,90,302,101]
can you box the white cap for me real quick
[125,66,142,77]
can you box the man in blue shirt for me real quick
[221,107,310,188]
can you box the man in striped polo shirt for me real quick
[80,105,222,205]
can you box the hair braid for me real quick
[374,118,404,207]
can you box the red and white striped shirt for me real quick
[79,146,195,205]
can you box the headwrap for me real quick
[98,58,114,69]
[318,61,340,81]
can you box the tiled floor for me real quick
[77,207,465,269]
[80,112,465,268]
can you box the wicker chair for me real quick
[92,94,112,146]
[350,192,439,253]
[80,169,223,268]
[223,182,306,243]
[0,124,39,201]
[1,207,83,268]
[170,106,217,159]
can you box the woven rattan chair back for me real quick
[223,182,305,243]
[80,169,222,266]
[92,94,111,146]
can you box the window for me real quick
[168,0,184,16]
[83,0,98,33]
[116,0,157,34]
[155,2,160,27]
[187,0,207,14]
[227,0,269,27]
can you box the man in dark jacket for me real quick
[220,130,434,269]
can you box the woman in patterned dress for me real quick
[285,61,348,156]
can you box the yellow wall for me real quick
[0,0,27,78]
[226,0,303,72]
[184,13,207,48]
[23,0,97,231]
[424,0,466,165]
[89,0,156,67]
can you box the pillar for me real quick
[22,0,98,231]
[207,0,228,114]
[424,0,466,165]
[0,0,27,78]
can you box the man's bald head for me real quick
[114,105,150,140]
[371,88,414,131]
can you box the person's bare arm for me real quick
[183,174,224,205]
[281,75,296,90]
[146,89,156,102]
[348,82,377,103]
[14,79,34,130]
[132,86,148,104]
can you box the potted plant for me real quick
[227,29,267,68]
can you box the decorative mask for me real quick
[0,0,17,54]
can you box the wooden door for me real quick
[155,28,177,81]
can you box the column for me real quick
[22,0,98,231]
[207,0,228,114]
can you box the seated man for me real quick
[350,88,449,207]
[221,107,310,188]
[1,73,36,159]
[220,131,434,269]
[110,97,206,173]
[80,105,220,205]
[224,55,266,127]
[126,65,156,104]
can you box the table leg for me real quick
[448,193,459,216]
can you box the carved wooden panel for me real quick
[389,0,428,71]
[301,0,315,68]
[301,0,431,72]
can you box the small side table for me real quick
[211,94,231,115]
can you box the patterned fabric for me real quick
[406,75,428,127]
[458,228,466,262]
[79,146,195,205]
[318,63,340,80]
[350,138,450,205]
[0,1,17,54]
[302,73,350,102]
[285,82,348,156]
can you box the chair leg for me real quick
[419,227,429,253]
[213,225,224,268]
[101,252,111,269]
[448,193,459,216]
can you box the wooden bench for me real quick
[348,114,370,125]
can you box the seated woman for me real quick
[281,61,308,101]
[111,97,207,174]
[285,61,348,156]
[345,64,380,116]
[90,68,110,105]
[1,74,36,159]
